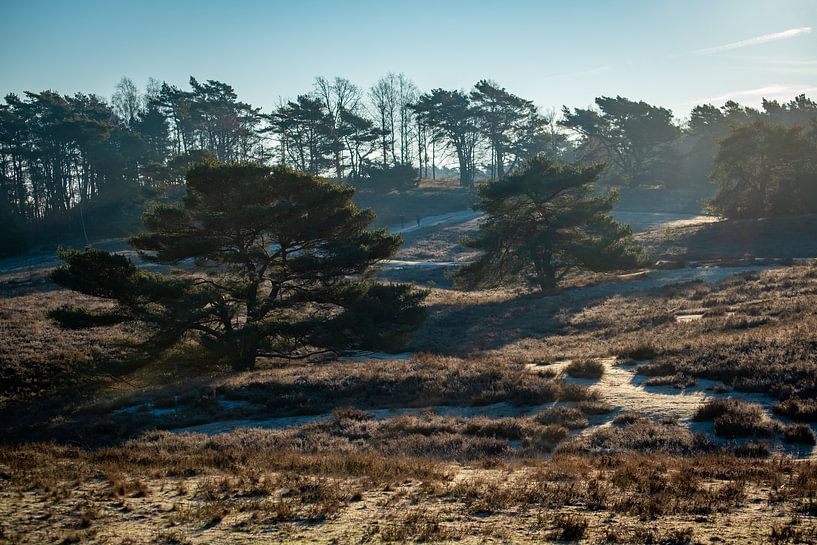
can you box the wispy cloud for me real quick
[690,27,812,56]
[689,84,817,105]
[751,57,817,67]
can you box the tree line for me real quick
[2,73,817,255]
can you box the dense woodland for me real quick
[1,73,817,255]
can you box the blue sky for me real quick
[2,0,816,119]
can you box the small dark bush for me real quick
[535,407,589,429]
[695,399,779,439]
[783,424,816,445]
[524,425,569,453]
[733,442,770,458]
[620,343,658,360]
[612,412,642,426]
[549,513,588,541]
[636,360,677,377]
[774,398,817,422]
[565,359,604,379]
[363,163,419,192]
[0,202,28,256]
[693,399,733,422]
[331,407,373,421]
[714,409,775,439]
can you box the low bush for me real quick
[783,424,817,445]
[565,359,605,379]
[549,513,588,541]
[524,425,569,453]
[695,399,778,439]
[577,400,615,415]
[774,398,817,422]
[534,407,589,429]
[620,343,658,361]
[693,399,734,422]
[636,360,678,377]
[362,163,419,193]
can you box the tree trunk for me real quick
[231,336,259,372]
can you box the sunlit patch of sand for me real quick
[675,313,704,323]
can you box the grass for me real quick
[563,414,708,455]
[3,439,816,543]
[4,242,817,542]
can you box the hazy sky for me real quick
[2,0,816,119]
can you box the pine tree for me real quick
[50,162,427,371]
[456,157,642,291]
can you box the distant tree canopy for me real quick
[471,80,562,178]
[412,89,482,189]
[561,96,681,187]
[456,157,642,291]
[0,77,265,255]
[684,95,817,191]
[49,163,427,371]
[2,70,816,256]
[410,83,562,188]
[709,121,817,219]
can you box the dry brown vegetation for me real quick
[3,244,817,541]
[0,281,137,406]
[2,437,817,544]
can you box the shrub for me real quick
[733,442,770,458]
[636,360,677,377]
[331,407,373,421]
[620,343,658,361]
[695,399,778,439]
[693,399,734,422]
[0,202,28,257]
[565,359,605,379]
[612,412,642,426]
[783,424,817,445]
[535,407,589,429]
[577,400,615,415]
[524,425,569,453]
[774,398,817,422]
[549,513,588,541]
[714,410,773,439]
[364,163,419,192]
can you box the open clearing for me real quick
[3,207,817,543]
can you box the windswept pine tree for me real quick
[456,157,642,291]
[49,162,427,371]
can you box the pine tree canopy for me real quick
[49,162,427,370]
[455,157,642,291]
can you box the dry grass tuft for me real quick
[565,358,605,379]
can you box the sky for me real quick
[2,0,816,120]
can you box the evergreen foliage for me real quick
[561,96,681,186]
[49,163,427,370]
[709,121,817,219]
[456,157,642,291]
